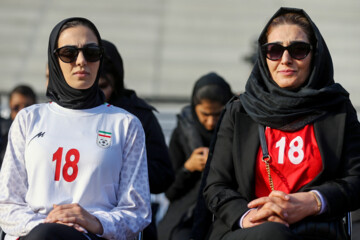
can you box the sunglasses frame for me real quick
[54,44,104,63]
[262,41,313,61]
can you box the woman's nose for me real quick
[76,50,87,65]
[281,49,293,64]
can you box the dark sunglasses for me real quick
[262,42,312,61]
[54,44,103,63]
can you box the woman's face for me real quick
[57,25,100,89]
[195,99,224,131]
[9,93,35,120]
[266,24,312,90]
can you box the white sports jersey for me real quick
[0,102,151,240]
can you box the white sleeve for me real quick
[92,117,151,240]
[239,209,252,228]
[0,112,45,237]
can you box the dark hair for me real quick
[9,85,37,103]
[264,13,315,46]
[192,72,233,106]
[193,84,232,106]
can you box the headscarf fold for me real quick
[240,7,349,131]
[46,17,104,109]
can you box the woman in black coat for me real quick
[203,7,360,240]
[158,72,233,240]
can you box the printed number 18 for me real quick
[52,147,80,182]
[275,136,304,165]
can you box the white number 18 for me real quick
[275,136,304,165]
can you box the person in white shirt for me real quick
[0,17,151,240]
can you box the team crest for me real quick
[97,130,112,148]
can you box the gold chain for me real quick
[263,156,274,191]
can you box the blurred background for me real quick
[0,0,360,138]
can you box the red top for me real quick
[255,124,323,197]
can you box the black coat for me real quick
[203,99,360,240]
[110,89,174,240]
[111,89,174,194]
[158,106,207,240]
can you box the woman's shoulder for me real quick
[16,102,48,116]
[25,102,47,110]
[322,99,356,121]
[225,95,244,113]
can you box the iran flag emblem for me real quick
[97,130,112,148]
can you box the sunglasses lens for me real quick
[83,46,102,62]
[57,47,78,63]
[289,43,311,60]
[265,44,284,60]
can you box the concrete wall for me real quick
[0,0,359,105]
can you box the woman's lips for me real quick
[279,69,296,76]
[74,71,89,78]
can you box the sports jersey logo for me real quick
[29,132,45,144]
[97,130,112,148]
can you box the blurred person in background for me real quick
[98,39,174,240]
[157,72,233,240]
[0,85,37,167]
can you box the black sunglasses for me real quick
[54,44,103,63]
[262,42,312,61]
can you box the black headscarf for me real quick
[46,17,104,109]
[101,39,125,98]
[100,39,156,112]
[240,7,349,131]
[182,72,233,147]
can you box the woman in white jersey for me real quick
[0,17,151,240]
